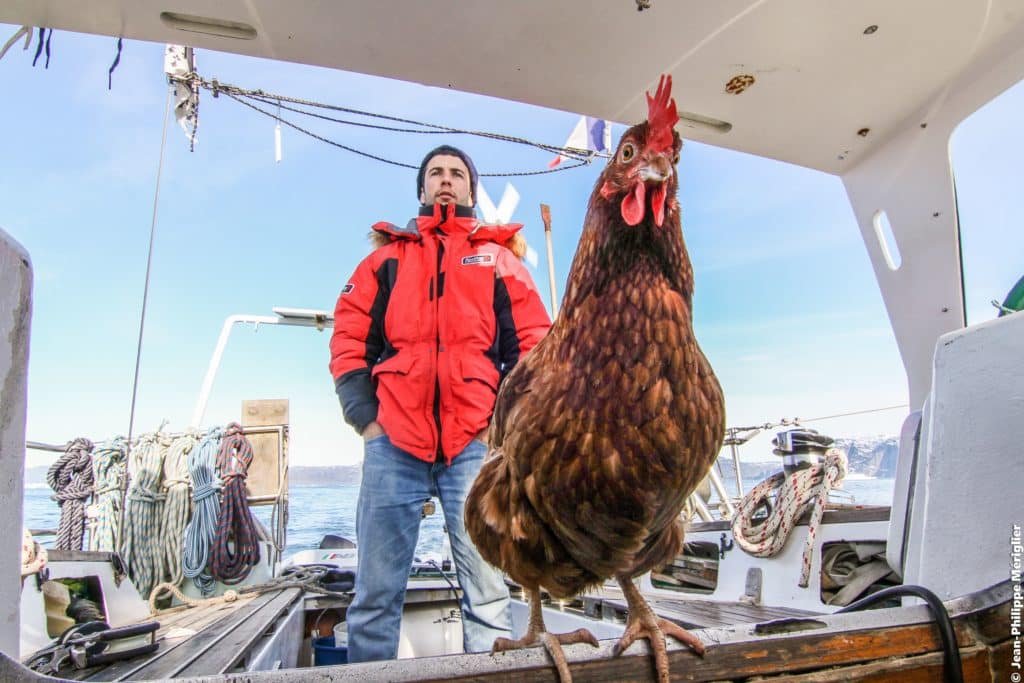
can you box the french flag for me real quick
[549,116,611,167]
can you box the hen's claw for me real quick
[661,619,705,656]
[616,576,705,683]
[491,628,598,683]
[612,616,704,682]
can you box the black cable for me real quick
[226,92,593,177]
[835,584,963,683]
[425,559,460,601]
[108,37,122,90]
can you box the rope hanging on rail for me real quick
[182,427,223,595]
[730,449,847,587]
[159,431,198,588]
[209,422,260,584]
[120,432,170,598]
[46,437,94,551]
[88,436,127,552]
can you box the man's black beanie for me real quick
[416,145,479,206]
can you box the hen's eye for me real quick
[673,151,680,164]
[620,143,636,162]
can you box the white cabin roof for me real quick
[2,1,1022,174]
[4,0,1023,405]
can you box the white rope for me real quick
[159,432,198,588]
[88,437,127,552]
[182,427,223,595]
[730,449,847,587]
[121,432,170,598]
[46,438,94,550]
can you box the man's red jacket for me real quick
[330,203,551,463]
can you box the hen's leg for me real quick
[491,586,598,682]
[613,575,705,683]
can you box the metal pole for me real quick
[540,204,559,317]
[190,312,332,428]
[706,467,736,519]
[688,494,714,522]
[190,315,280,428]
[730,442,745,497]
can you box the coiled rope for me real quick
[730,449,847,587]
[147,566,348,615]
[182,427,223,595]
[46,438,94,550]
[121,432,170,598]
[159,431,198,588]
[88,437,127,552]
[209,423,260,584]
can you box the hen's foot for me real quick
[491,629,598,682]
[612,616,704,683]
[615,576,705,683]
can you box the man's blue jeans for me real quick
[346,435,512,662]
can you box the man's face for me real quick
[420,154,473,207]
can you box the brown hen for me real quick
[465,75,725,683]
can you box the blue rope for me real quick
[182,427,223,594]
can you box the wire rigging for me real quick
[169,74,601,177]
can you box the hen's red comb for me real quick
[646,74,678,152]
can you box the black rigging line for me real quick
[170,74,601,176]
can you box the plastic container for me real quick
[312,635,348,665]
[333,621,348,647]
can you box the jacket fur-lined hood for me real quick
[369,215,529,260]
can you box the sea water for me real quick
[22,477,895,561]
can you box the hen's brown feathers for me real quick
[466,97,725,601]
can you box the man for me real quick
[329,145,551,661]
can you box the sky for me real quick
[3,27,1021,468]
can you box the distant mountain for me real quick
[835,436,899,478]
[25,466,48,486]
[289,465,362,486]
[26,464,364,487]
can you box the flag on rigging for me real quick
[549,116,612,167]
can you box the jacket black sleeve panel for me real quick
[330,251,394,433]
[493,248,551,382]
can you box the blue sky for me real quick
[3,27,1020,467]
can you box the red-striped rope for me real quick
[730,449,847,587]
[209,423,260,584]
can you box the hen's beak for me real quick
[643,154,673,227]
[638,155,673,183]
[620,153,674,227]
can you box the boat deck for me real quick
[62,587,303,681]
[570,585,821,631]
[598,594,820,629]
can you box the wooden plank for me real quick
[989,639,1016,681]
[46,550,121,563]
[171,587,301,676]
[85,590,286,681]
[743,644,993,682]
[967,596,1012,644]
[405,621,979,682]
[241,400,288,502]
[241,399,289,427]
